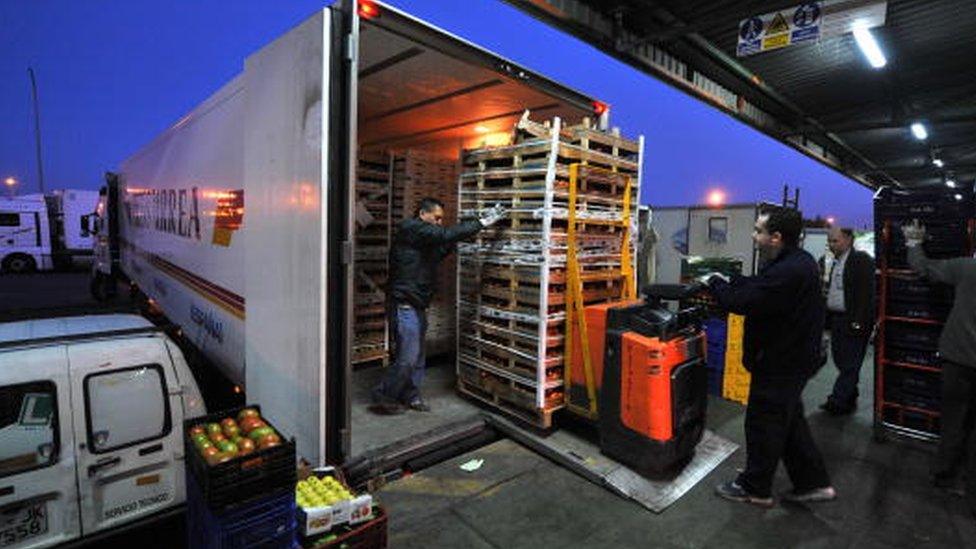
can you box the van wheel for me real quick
[2,254,36,274]
[90,273,118,301]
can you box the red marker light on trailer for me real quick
[358,1,380,19]
[592,101,609,116]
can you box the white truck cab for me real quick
[0,196,52,274]
[0,314,204,548]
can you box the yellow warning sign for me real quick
[767,12,790,35]
[762,34,790,50]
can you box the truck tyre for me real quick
[90,273,118,302]
[2,254,37,274]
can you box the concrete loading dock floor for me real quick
[374,351,976,548]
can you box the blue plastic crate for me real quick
[187,472,297,549]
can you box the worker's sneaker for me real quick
[782,486,837,503]
[408,398,431,412]
[369,401,406,415]
[714,481,774,508]
[819,400,855,416]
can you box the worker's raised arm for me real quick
[707,268,797,318]
[903,219,964,285]
[907,246,965,285]
[401,219,483,247]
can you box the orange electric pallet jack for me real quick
[566,285,708,477]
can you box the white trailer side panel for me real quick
[243,9,331,465]
[650,208,688,284]
[118,76,246,383]
[687,205,757,275]
[58,189,100,251]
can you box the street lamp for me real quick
[4,176,16,197]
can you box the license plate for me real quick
[0,502,47,547]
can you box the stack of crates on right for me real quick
[873,186,976,440]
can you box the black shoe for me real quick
[369,401,406,415]
[820,400,855,416]
[714,480,774,508]
[408,398,431,412]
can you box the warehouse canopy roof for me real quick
[505,0,976,189]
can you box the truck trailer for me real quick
[0,190,99,274]
[92,0,633,467]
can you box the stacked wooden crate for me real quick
[391,150,459,357]
[353,152,393,366]
[456,114,642,427]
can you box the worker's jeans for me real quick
[827,314,870,408]
[737,372,831,498]
[372,304,427,405]
[934,360,976,510]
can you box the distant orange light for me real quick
[706,189,726,207]
[4,177,16,187]
[592,101,609,116]
[358,1,379,19]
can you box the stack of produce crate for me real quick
[455,113,642,428]
[391,150,460,357]
[873,186,975,441]
[353,152,393,366]
[184,405,297,548]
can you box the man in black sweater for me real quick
[703,207,835,507]
[821,227,875,415]
[371,198,506,415]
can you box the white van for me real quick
[0,314,204,548]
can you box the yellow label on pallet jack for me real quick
[722,313,750,405]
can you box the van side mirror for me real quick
[37,442,54,460]
[81,214,91,237]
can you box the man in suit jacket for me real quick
[821,227,875,415]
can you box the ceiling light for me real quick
[933,158,944,168]
[474,125,490,134]
[946,179,956,188]
[853,26,887,69]
[910,122,928,140]
[954,194,963,201]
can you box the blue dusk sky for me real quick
[0,0,874,227]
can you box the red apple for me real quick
[209,432,226,444]
[257,433,281,449]
[188,425,206,438]
[237,438,256,455]
[239,417,265,434]
[237,408,260,423]
[201,446,219,459]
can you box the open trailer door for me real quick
[243,1,357,466]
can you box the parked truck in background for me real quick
[0,189,99,274]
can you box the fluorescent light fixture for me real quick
[910,122,928,140]
[853,26,887,68]
[954,194,963,201]
[933,158,944,168]
[946,179,956,188]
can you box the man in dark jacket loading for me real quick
[903,219,976,511]
[703,207,835,507]
[371,198,506,414]
[821,227,875,415]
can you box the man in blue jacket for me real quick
[371,198,506,415]
[703,207,835,507]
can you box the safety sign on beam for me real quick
[737,2,822,57]
[737,0,887,57]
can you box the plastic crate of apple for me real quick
[187,408,283,466]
